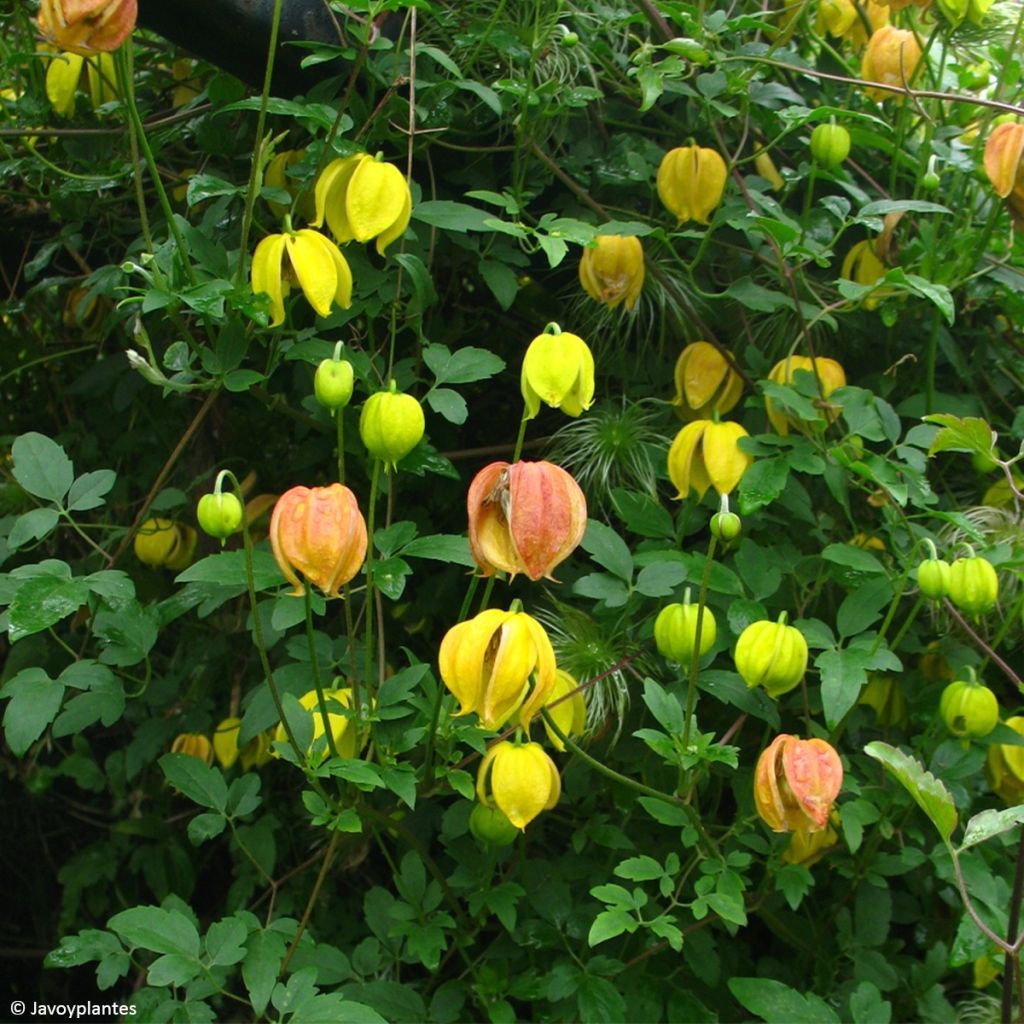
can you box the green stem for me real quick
[887,594,925,655]
[236,0,286,287]
[279,830,340,976]
[540,709,718,858]
[336,410,346,486]
[683,535,718,750]
[511,409,529,464]
[305,587,339,760]
[363,459,382,697]
[115,47,196,287]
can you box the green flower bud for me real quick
[654,596,717,665]
[948,556,999,618]
[197,491,244,542]
[469,802,519,846]
[810,123,851,169]
[940,676,999,739]
[735,614,808,698]
[710,511,741,542]
[314,357,354,411]
[917,558,951,601]
[359,381,425,469]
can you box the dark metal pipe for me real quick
[136,0,344,92]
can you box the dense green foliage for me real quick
[2,0,1024,1021]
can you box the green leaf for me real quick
[581,520,633,581]
[738,458,789,514]
[573,573,630,608]
[864,741,957,843]
[728,978,841,1024]
[634,562,687,597]
[188,813,227,845]
[205,918,248,967]
[426,387,468,425]
[402,534,475,567]
[850,981,892,1024]
[66,469,117,511]
[959,806,1024,852]
[159,753,228,812]
[423,344,506,385]
[12,432,74,504]
[93,602,158,667]
[186,174,243,205]
[642,678,684,734]
[412,200,493,232]
[175,547,283,589]
[8,574,90,642]
[52,674,125,736]
[243,929,288,1016]
[836,577,893,637]
[859,199,951,217]
[146,952,201,987]
[610,489,674,539]
[638,796,690,827]
[1,667,64,756]
[371,556,411,601]
[577,974,627,1024]
[724,277,793,313]
[478,259,518,310]
[821,543,886,574]
[614,855,664,882]
[817,647,869,729]
[922,414,997,459]
[108,905,201,958]
[7,508,60,549]
[588,909,635,947]
[775,863,813,911]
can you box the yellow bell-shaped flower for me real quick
[314,153,412,255]
[841,239,891,310]
[273,688,362,760]
[667,420,752,500]
[860,26,924,101]
[656,145,728,225]
[520,323,595,420]
[816,0,889,44]
[251,228,353,328]
[765,355,847,436]
[438,607,557,731]
[45,50,117,117]
[264,149,316,220]
[37,0,137,56]
[672,341,743,421]
[477,740,561,830]
[541,669,587,752]
[578,235,644,311]
[170,732,214,766]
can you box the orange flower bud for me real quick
[983,122,1024,199]
[754,734,843,832]
[269,484,368,598]
[467,460,587,582]
[860,26,924,101]
[37,0,137,55]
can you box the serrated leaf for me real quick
[11,432,74,504]
[422,344,505,385]
[425,387,468,425]
[922,414,997,459]
[581,520,633,581]
[66,469,117,511]
[728,978,841,1023]
[587,909,635,946]
[7,507,61,549]
[864,741,957,843]
[205,918,248,967]
[634,562,687,597]
[614,855,664,881]
[159,753,228,812]
[8,575,90,642]
[244,929,287,1016]
[108,906,200,958]
[1,667,64,756]
[174,548,283,590]
[817,647,869,729]
[959,806,1024,852]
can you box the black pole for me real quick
[136,0,344,92]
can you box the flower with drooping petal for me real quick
[983,122,1024,199]
[765,355,847,435]
[171,732,214,766]
[816,0,889,44]
[542,669,587,752]
[754,734,843,832]
[656,145,728,225]
[314,153,412,255]
[477,740,561,830]
[467,460,587,582]
[672,341,743,421]
[273,688,365,759]
[860,26,924,101]
[783,820,840,866]
[37,0,137,55]
[265,149,315,220]
[45,50,117,117]
[251,228,353,328]
[521,323,595,419]
[269,484,368,598]
[667,420,752,500]
[578,235,644,311]
[438,607,557,731]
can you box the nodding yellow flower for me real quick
[860,26,925,101]
[313,153,412,255]
[987,716,1024,804]
[983,121,1024,199]
[273,689,364,760]
[672,341,743,422]
[37,0,137,55]
[753,150,785,191]
[816,0,889,45]
[133,518,197,571]
[170,733,214,766]
[578,235,644,311]
[438,607,557,732]
[542,670,587,752]
[841,238,890,309]
[754,734,843,833]
[667,420,752,500]
[656,144,728,225]
[477,740,561,830]
[45,50,117,117]
[250,228,353,328]
[520,323,595,420]
[265,149,316,221]
[765,355,847,435]
[213,717,273,770]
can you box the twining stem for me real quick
[279,830,340,976]
[363,459,382,697]
[540,709,718,858]
[1001,828,1024,1024]
[683,536,718,750]
[236,0,285,287]
[305,587,339,760]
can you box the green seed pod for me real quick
[314,357,354,411]
[197,491,244,541]
[710,511,741,542]
[948,556,999,617]
[939,677,999,738]
[359,381,425,469]
[654,599,717,665]
[468,802,519,847]
[734,615,808,698]
[810,123,851,169]
[917,558,951,601]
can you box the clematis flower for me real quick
[170,732,214,766]
[273,689,363,760]
[672,341,743,421]
[37,0,137,55]
[521,323,595,420]
[983,122,1024,199]
[212,717,272,770]
[251,228,353,328]
[782,820,839,866]
[754,734,843,832]
[578,235,644,311]
[467,460,587,582]
[860,26,924,101]
[656,144,728,225]
[438,607,557,731]
[765,355,847,435]
[313,152,412,255]
[269,484,368,598]
[45,49,117,117]
[667,420,752,500]
[477,740,561,830]
[541,669,587,752]
[816,0,889,44]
